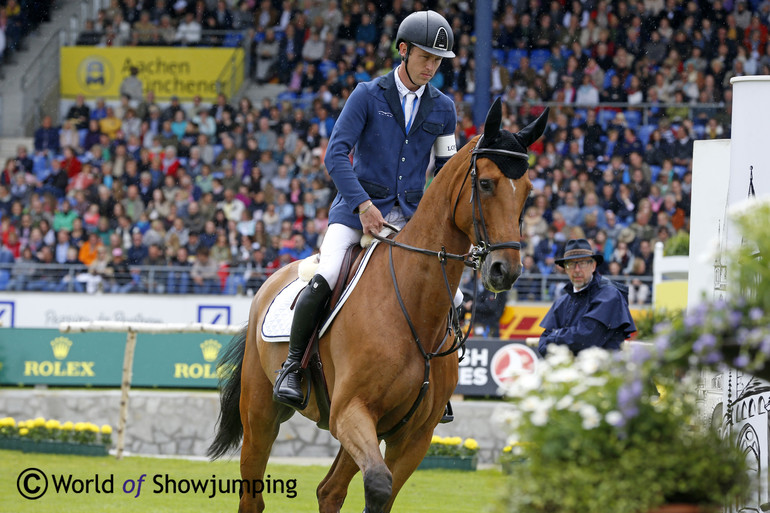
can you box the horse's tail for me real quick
[207,324,247,460]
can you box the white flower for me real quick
[492,407,523,430]
[530,409,549,426]
[555,395,574,410]
[575,347,611,375]
[520,396,554,413]
[544,344,573,366]
[503,373,542,398]
[605,410,623,426]
[727,194,770,219]
[546,367,582,384]
[579,404,601,430]
[570,383,589,396]
[583,376,608,388]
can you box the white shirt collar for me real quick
[394,65,426,100]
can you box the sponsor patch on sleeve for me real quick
[434,134,457,158]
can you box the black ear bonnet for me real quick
[476,99,550,180]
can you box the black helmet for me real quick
[396,10,455,59]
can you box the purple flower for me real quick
[693,333,717,354]
[760,336,770,355]
[733,355,751,368]
[630,345,652,365]
[729,310,743,328]
[705,351,723,365]
[750,308,764,322]
[654,336,670,353]
[617,379,643,413]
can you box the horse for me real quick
[208,98,549,513]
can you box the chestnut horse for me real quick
[208,99,548,512]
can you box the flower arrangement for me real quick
[425,435,479,458]
[495,345,751,513]
[0,416,112,447]
[651,198,770,380]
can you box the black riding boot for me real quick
[273,274,332,408]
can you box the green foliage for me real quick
[497,346,752,513]
[632,308,682,340]
[664,231,690,256]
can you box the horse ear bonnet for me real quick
[478,99,550,180]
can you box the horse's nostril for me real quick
[490,261,507,279]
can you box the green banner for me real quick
[0,329,235,388]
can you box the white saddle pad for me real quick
[261,241,380,342]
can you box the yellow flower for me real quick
[74,422,86,431]
[430,435,443,445]
[503,445,513,453]
[87,423,100,433]
[463,438,479,451]
[33,417,46,427]
[17,421,27,429]
[447,436,462,446]
[101,425,112,434]
[62,421,74,431]
[19,428,29,436]
[45,419,61,429]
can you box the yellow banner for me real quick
[60,47,244,101]
[499,304,649,339]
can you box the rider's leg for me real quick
[274,223,362,408]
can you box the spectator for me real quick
[190,245,219,294]
[538,238,635,356]
[34,115,60,157]
[176,11,202,46]
[120,66,144,103]
[105,247,136,293]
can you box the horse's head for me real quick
[454,98,549,292]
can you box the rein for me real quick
[375,136,529,440]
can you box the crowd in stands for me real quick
[2,0,765,304]
[0,0,55,63]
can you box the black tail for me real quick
[207,325,247,460]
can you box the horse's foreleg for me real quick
[238,343,287,513]
[331,401,392,513]
[381,425,435,513]
[316,446,360,513]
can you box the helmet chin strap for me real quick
[401,44,418,89]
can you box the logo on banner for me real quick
[50,337,73,359]
[24,337,96,377]
[0,300,15,327]
[174,337,232,380]
[77,56,114,93]
[490,344,537,389]
[197,305,231,325]
[200,339,221,362]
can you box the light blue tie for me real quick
[401,93,416,133]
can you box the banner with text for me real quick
[60,47,244,101]
[0,329,233,387]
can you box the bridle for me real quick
[373,135,530,439]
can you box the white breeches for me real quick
[316,207,463,308]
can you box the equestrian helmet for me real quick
[396,10,455,59]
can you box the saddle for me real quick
[293,243,365,429]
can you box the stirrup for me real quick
[273,361,311,410]
[440,401,454,424]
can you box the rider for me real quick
[274,10,460,410]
